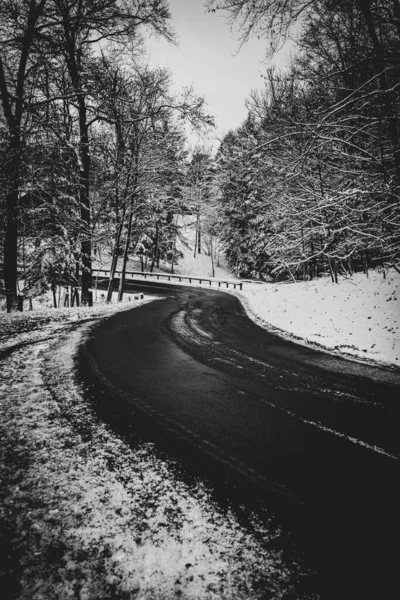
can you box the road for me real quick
[80,279,400,599]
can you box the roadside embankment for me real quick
[234,269,400,368]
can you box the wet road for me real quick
[81,280,400,599]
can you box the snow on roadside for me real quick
[234,269,400,368]
[0,292,150,354]
[0,299,317,599]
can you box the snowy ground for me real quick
[0,296,316,600]
[234,270,400,369]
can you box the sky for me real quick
[146,0,293,149]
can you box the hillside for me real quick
[236,269,400,369]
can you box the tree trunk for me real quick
[52,284,57,308]
[210,235,215,277]
[150,219,159,273]
[3,186,19,312]
[333,259,338,283]
[197,211,201,254]
[60,5,93,307]
[71,288,79,307]
[302,261,307,281]
[346,247,353,275]
[363,253,369,277]
[78,98,92,306]
[328,258,335,283]
[310,241,316,280]
[193,218,198,258]
[2,115,22,312]
[108,115,131,301]
[118,203,135,302]
[107,214,125,302]
[0,1,47,312]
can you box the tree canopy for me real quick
[0,0,213,311]
[212,0,400,281]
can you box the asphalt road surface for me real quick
[80,279,400,599]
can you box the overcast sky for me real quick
[146,0,292,149]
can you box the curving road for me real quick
[80,279,400,599]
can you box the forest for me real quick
[0,0,214,312]
[1,0,400,312]
[213,0,400,282]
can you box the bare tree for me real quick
[0,0,50,311]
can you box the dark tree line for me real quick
[210,0,400,281]
[0,0,213,312]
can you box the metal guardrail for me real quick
[94,269,243,291]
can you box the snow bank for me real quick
[235,269,400,367]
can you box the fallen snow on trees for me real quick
[235,269,400,368]
[0,298,316,599]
